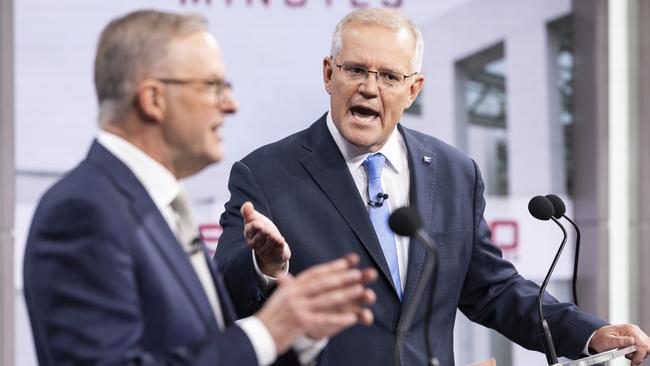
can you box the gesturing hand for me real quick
[241,201,291,276]
[256,254,377,354]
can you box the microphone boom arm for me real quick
[395,230,440,366]
[563,215,581,307]
[538,217,568,365]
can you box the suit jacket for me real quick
[216,114,607,365]
[24,141,260,365]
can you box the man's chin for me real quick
[209,153,224,164]
[200,150,224,168]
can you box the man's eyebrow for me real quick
[340,60,403,74]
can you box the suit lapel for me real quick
[86,141,220,332]
[140,214,220,330]
[205,252,238,326]
[299,116,396,293]
[398,126,437,313]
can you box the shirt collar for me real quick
[326,111,406,174]
[97,130,181,211]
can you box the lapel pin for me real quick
[423,156,432,164]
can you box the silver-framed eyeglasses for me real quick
[330,56,418,89]
[155,77,233,102]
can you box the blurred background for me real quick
[1,0,648,364]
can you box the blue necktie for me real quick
[364,153,402,300]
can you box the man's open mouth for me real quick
[350,106,380,121]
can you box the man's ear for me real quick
[135,79,166,122]
[323,56,334,95]
[404,74,424,109]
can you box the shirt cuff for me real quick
[237,316,277,366]
[252,249,289,291]
[293,335,329,365]
[583,331,597,355]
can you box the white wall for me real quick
[1,0,16,364]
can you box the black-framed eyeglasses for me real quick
[154,77,233,101]
[330,56,418,89]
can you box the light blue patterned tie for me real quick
[364,153,402,300]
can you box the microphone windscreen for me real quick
[528,196,555,221]
[545,194,566,219]
[389,207,422,237]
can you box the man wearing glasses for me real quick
[23,10,378,366]
[216,7,650,365]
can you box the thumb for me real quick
[241,202,257,223]
[276,272,293,286]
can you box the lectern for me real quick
[467,345,636,366]
[553,345,636,366]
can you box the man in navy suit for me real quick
[23,10,377,366]
[216,7,650,365]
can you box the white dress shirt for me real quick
[97,131,277,366]
[326,113,411,290]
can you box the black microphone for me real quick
[368,193,389,207]
[388,207,440,366]
[528,195,568,365]
[545,193,580,307]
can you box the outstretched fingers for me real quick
[293,254,376,291]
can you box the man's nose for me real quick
[358,71,380,97]
[218,90,238,114]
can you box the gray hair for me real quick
[330,8,424,73]
[94,10,207,121]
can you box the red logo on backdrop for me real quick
[199,223,223,256]
[490,220,519,260]
[180,0,403,8]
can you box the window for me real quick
[457,43,508,196]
